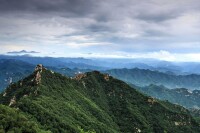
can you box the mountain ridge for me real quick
[105,68,200,90]
[0,65,199,132]
[133,84,200,109]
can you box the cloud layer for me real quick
[0,0,200,61]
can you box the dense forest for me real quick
[0,65,199,132]
[132,84,200,109]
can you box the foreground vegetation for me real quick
[0,66,199,132]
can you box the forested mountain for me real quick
[0,59,34,91]
[0,104,49,133]
[106,68,200,90]
[134,84,200,109]
[189,108,200,124]
[0,65,199,133]
[0,59,90,92]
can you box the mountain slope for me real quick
[105,68,200,90]
[0,59,34,91]
[0,65,199,133]
[0,59,92,92]
[134,84,200,109]
[0,104,49,133]
[189,108,200,125]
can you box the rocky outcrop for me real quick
[174,121,187,126]
[3,92,7,97]
[147,97,156,105]
[9,96,16,106]
[104,74,110,81]
[34,64,45,85]
[74,73,86,80]
[35,71,42,84]
[35,64,44,72]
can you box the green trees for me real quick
[136,84,200,109]
[0,67,199,132]
[0,104,49,133]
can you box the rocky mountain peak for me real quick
[34,64,46,84]
[35,64,45,72]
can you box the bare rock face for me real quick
[34,64,45,84]
[35,64,43,72]
[35,71,42,84]
[74,73,86,80]
[9,96,16,106]
[104,74,110,81]
[3,92,7,97]
[147,97,156,105]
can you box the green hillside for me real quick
[105,68,200,90]
[0,104,49,133]
[0,59,34,91]
[0,65,199,133]
[133,84,200,109]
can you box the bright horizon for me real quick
[2,50,200,63]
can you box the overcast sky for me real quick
[0,0,200,61]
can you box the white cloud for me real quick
[162,12,200,36]
[64,42,113,48]
[77,50,200,62]
[1,0,200,58]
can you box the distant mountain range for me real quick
[2,55,200,91]
[2,58,200,111]
[106,68,200,90]
[2,55,200,74]
[132,84,200,109]
[0,59,34,91]
[0,55,105,70]
[0,59,90,91]
[0,65,199,132]
[1,56,200,121]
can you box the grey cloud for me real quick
[0,0,200,54]
[0,0,199,21]
[0,0,97,16]
[135,12,177,22]
[87,23,113,33]
[143,29,171,37]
